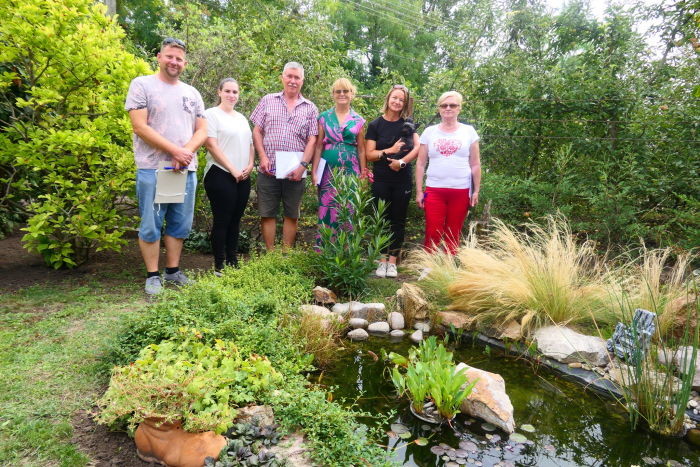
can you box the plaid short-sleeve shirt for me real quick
[250,91,319,173]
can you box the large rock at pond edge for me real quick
[313,286,337,305]
[388,312,405,330]
[300,305,332,317]
[534,326,610,367]
[235,405,274,426]
[483,320,522,341]
[397,283,429,320]
[349,318,368,329]
[410,329,423,343]
[332,301,365,315]
[607,361,683,393]
[332,302,386,321]
[455,363,515,433]
[437,311,474,330]
[674,346,700,390]
[368,321,390,333]
[347,329,369,341]
[687,428,700,447]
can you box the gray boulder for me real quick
[414,322,430,332]
[347,329,369,341]
[410,329,423,343]
[367,321,390,333]
[456,363,515,433]
[387,312,405,330]
[674,347,700,391]
[534,326,610,367]
[390,330,405,337]
[348,318,368,329]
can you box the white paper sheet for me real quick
[275,151,307,179]
[154,161,188,204]
[315,158,327,186]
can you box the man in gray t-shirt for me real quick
[124,38,207,295]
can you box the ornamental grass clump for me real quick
[410,215,611,335]
[97,330,282,435]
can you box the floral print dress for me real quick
[316,107,366,247]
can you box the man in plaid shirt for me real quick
[251,62,319,251]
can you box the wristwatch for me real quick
[300,161,309,169]
[379,151,386,160]
[399,160,407,168]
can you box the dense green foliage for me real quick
[0,0,150,265]
[98,334,282,434]
[314,169,391,298]
[109,252,396,466]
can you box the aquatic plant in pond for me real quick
[387,336,477,420]
[606,281,699,436]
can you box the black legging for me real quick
[203,165,251,269]
[372,181,412,257]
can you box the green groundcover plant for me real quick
[97,330,282,435]
[107,252,397,467]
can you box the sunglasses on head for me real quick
[162,37,187,50]
[439,103,459,109]
[334,89,351,94]
[393,84,409,92]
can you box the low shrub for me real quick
[280,307,345,369]
[107,252,397,467]
[98,331,282,434]
[314,168,392,298]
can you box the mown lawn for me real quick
[0,280,147,466]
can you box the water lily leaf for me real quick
[509,433,528,443]
[430,446,446,455]
[458,440,477,452]
[399,432,412,439]
[481,422,496,431]
[454,449,468,458]
[415,437,429,446]
[446,463,459,467]
[421,424,431,430]
[391,423,409,434]
[520,424,535,433]
[386,431,397,438]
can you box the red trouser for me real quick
[424,187,470,255]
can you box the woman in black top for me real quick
[365,85,420,278]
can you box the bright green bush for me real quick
[0,0,151,267]
[98,331,282,435]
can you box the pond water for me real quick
[316,336,700,467]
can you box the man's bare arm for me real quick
[128,108,193,166]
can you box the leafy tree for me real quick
[0,0,151,267]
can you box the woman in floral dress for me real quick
[311,78,366,247]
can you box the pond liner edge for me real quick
[445,328,700,424]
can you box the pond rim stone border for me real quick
[444,329,700,425]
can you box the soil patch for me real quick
[0,228,214,293]
[72,410,144,467]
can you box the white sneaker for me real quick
[376,262,387,278]
[386,263,398,278]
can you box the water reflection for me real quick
[318,336,700,467]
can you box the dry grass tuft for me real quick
[281,307,346,369]
[409,214,697,338]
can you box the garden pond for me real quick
[314,336,700,467]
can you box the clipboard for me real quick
[315,159,327,186]
[275,151,307,179]
[154,161,188,204]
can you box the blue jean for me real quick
[136,169,197,242]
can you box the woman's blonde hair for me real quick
[381,85,411,119]
[437,91,463,108]
[332,78,356,98]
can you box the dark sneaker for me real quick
[164,270,195,286]
[214,269,223,278]
[145,276,163,295]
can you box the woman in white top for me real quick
[203,78,254,273]
[415,91,481,255]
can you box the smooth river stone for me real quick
[390,330,405,337]
[347,329,368,341]
[368,321,390,333]
[411,329,424,343]
[348,318,368,329]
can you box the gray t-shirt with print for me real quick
[124,75,205,170]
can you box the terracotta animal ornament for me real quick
[135,418,227,467]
